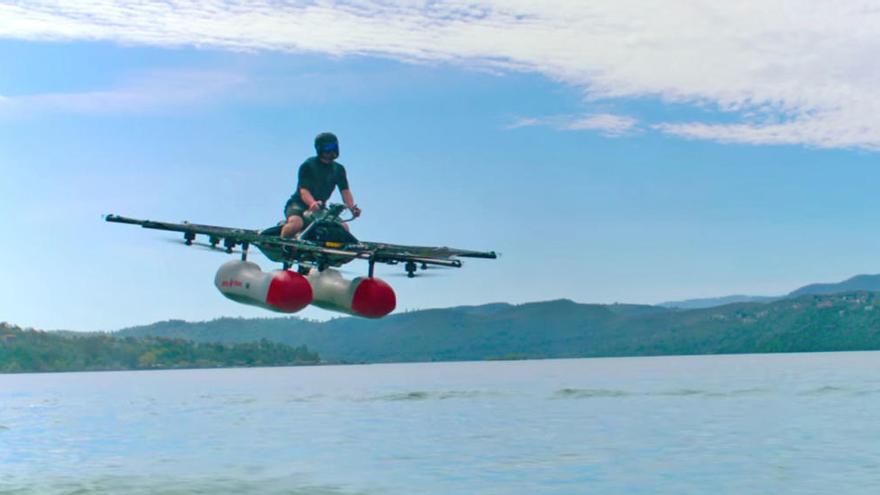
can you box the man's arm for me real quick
[300,188,322,212]
[341,189,361,217]
[297,162,323,212]
[337,166,360,217]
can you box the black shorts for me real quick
[284,199,316,228]
[284,198,305,218]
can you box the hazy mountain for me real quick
[117,292,880,364]
[661,273,880,309]
[659,295,779,310]
[789,274,880,297]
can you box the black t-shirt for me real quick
[289,156,349,207]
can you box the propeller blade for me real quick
[386,272,443,278]
[161,238,240,254]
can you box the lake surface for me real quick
[2,352,880,494]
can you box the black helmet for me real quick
[314,132,339,155]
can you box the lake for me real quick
[2,352,880,494]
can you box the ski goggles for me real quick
[318,142,339,154]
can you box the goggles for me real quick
[318,142,339,154]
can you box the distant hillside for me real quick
[661,273,880,309]
[118,293,880,363]
[659,295,779,310]
[0,323,318,373]
[789,274,880,297]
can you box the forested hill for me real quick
[662,273,880,309]
[117,292,880,363]
[0,323,319,373]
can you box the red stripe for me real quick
[266,270,313,313]
[351,278,396,318]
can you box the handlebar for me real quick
[308,203,357,223]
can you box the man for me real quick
[281,132,361,238]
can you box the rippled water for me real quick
[2,352,880,494]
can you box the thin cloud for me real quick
[656,107,880,151]
[505,117,541,130]
[565,114,638,135]
[2,1,880,149]
[508,113,638,136]
[0,70,247,115]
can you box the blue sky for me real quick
[1,2,878,331]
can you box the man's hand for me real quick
[308,200,323,213]
[350,204,362,218]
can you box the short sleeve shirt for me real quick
[290,156,349,207]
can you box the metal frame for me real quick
[105,204,496,278]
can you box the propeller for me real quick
[420,263,456,270]
[386,271,443,278]
[162,237,241,254]
[386,261,453,278]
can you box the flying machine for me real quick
[105,203,497,318]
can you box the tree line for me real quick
[0,322,319,373]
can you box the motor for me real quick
[306,268,396,318]
[214,260,312,313]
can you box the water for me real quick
[2,352,880,494]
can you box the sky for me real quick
[1,1,879,331]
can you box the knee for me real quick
[281,216,304,238]
[286,216,303,228]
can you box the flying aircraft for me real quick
[105,203,497,318]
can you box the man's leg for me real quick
[281,215,304,238]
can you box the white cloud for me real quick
[508,113,638,136]
[655,94,880,151]
[2,1,880,149]
[565,114,638,135]
[656,119,880,152]
[505,117,541,130]
[0,70,247,115]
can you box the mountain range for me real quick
[7,273,879,371]
[118,290,880,364]
[660,274,880,309]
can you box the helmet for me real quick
[314,132,339,155]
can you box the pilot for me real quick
[280,132,361,238]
